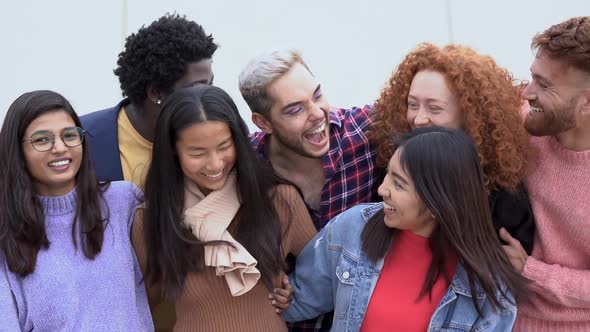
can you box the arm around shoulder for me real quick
[522,257,590,308]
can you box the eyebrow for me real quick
[187,76,214,87]
[280,84,321,112]
[182,73,215,88]
[30,127,76,136]
[408,94,448,105]
[391,170,410,186]
[186,136,232,151]
[30,130,51,136]
[532,73,552,86]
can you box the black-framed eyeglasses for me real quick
[22,126,86,152]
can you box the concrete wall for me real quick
[2,0,588,129]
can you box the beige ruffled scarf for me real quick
[183,171,261,296]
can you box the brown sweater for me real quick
[132,185,317,332]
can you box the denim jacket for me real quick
[284,203,517,332]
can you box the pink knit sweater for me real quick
[514,136,590,331]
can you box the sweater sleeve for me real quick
[126,182,145,231]
[273,185,317,256]
[0,255,23,331]
[523,257,590,308]
[131,208,163,309]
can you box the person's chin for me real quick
[49,171,77,184]
[524,119,547,136]
[303,142,329,158]
[525,123,557,137]
[383,216,398,229]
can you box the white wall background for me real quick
[2,0,588,129]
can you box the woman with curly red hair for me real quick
[368,43,535,253]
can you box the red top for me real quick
[360,230,457,332]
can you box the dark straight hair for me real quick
[142,84,288,298]
[361,126,529,315]
[0,90,108,277]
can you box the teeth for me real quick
[203,171,222,179]
[383,201,396,211]
[530,107,544,113]
[309,122,326,135]
[49,160,70,167]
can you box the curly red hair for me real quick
[369,43,529,192]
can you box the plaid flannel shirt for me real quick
[251,105,380,230]
[250,105,381,331]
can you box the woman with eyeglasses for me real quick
[0,90,153,331]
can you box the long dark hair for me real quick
[143,85,287,298]
[0,90,108,277]
[361,126,529,315]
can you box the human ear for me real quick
[252,113,273,134]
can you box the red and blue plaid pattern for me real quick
[251,105,380,230]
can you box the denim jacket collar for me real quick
[286,203,516,332]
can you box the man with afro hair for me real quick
[82,13,217,187]
[82,15,216,329]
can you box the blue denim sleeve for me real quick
[487,306,517,331]
[284,222,336,322]
[475,291,517,332]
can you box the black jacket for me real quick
[489,184,536,254]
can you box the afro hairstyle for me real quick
[114,13,218,104]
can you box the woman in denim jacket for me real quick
[281,127,529,331]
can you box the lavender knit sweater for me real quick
[0,181,153,331]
